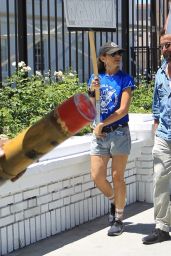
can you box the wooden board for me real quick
[64,0,116,31]
[166,1,171,34]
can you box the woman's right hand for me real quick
[91,76,100,89]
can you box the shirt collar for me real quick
[161,60,167,72]
[160,61,171,81]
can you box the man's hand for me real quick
[153,119,159,134]
[0,135,8,180]
[0,135,26,182]
[0,148,4,157]
[0,135,9,157]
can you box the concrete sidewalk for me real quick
[8,202,171,256]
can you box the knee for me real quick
[91,170,105,184]
[112,171,125,185]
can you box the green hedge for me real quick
[0,65,154,138]
[130,80,154,113]
[0,67,87,137]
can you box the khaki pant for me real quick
[152,136,171,232]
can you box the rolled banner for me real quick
[0,93,96,180]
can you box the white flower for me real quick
[18,61,26,68]
[36,71,42,76]
[12,62,16,67]
[21,66,31,72]
[27,66,31,71]
[45,77,50,82]
[54,70,63,78]
[68,72,75,77]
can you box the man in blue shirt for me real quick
[142,30,171,244]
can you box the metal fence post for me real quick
[121,0,129,73]
[17,0,27,64]
[151,0,157,73]
[0,18,2,87]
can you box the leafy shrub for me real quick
[0,63,154,138]
[0,62,87,138]
[130,79,154,113]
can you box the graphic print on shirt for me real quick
[100,84,118,115]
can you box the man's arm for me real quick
[152,80,160,133]
[153,119,159,132]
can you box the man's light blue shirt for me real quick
[152,61,171,141]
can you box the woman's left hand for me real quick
[93,122,105,137]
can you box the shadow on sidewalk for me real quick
[8,202,153,256]
[124,222,155,234]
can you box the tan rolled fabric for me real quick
[0,94,96,180]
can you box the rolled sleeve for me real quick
[152,82,160,120]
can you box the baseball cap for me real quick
[98,42,124,56]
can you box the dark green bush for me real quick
[0,65,87,138]
[130,79,154,113]
[0,64,154,138]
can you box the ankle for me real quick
[108,193,114,201]
[115,208,124,221]
[108,203,115,225]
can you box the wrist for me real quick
[88,89,95,97]
[99,122,105,128]
[154,119,159,125]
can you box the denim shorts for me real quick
[90,126,131,156]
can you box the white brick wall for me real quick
[0,114,155,255]
[135,140,154,203]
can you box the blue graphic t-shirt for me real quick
[88,70,135,126]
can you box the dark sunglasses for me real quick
[160,42,171,50]
[110,51,123,57]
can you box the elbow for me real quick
[118,107,129,118]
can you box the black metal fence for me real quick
[0,0,169,85]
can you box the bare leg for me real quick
[107,154,128,236]
[91,155,113,198]
[111,155,128,210]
